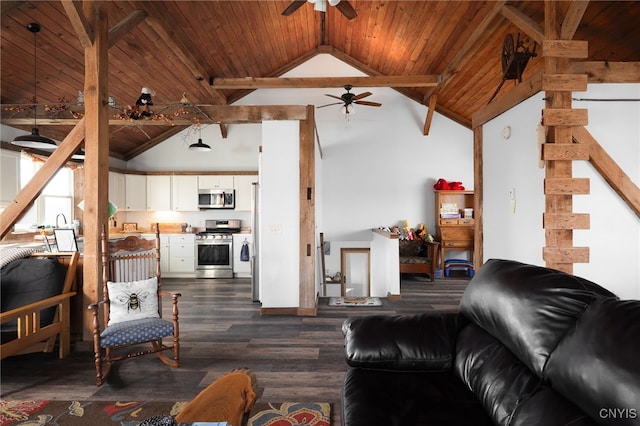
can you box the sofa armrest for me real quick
[342,312,467,371]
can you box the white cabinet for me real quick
[108,172,125,211]
[234,175,257,211]
[172,175,198,211]
[166,234,195,276]
[0,150,20,208]
[232,234,252,277]
[160,235,170,274]
[146,175,172,211]
[125,174,146,211]
[198,175,234,189]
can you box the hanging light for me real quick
[12,23,57,151]
[189,125,211,152]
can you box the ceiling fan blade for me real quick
[354,100,382,107]
[335,0,357,19]
[353,91,372,100]
[324,94,344,101]
[282,0,307,16]
[316,102,344,108]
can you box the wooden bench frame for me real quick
[1,251,79,360]
[399,240,440,282]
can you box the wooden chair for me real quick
[1,251,79,359]
[89,225,181,386]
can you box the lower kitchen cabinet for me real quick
[161,234,196,277]
[232,233,252,277]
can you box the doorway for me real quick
[340,248,371,297]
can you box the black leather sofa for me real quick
[342,259,640,425]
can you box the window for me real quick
[14,156,74,231]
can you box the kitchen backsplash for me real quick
[117,209,251,233]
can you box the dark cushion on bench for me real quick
[1,257,66,339]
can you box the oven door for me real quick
[196,240,233,278]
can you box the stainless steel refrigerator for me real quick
[250,181,260,302]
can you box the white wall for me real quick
[483,84,640,300]
[259,120,300,308]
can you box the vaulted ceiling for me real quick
[1,1,639,160]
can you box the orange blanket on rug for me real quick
[175,368,258,426]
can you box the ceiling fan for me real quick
[317,85,382,114]
[282,0,357,20]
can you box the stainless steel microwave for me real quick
[198,189,235,209]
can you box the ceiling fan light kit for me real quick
[317,84,381,118]
[12,23,57,151]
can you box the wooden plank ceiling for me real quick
[1,1,639,160]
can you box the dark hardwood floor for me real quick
[0,273,471,425]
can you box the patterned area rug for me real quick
[0,400,330,426]
[329,297,382,306]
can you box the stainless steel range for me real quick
[195,219,240,278]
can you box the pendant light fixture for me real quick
[189,125,211,152]
[12,23,57,151]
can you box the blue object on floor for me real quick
[444,259,474,277]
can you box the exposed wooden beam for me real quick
[472,69,543,128]
[2,105,310,126]
[81,0,111,343]
[500,4,544,44]
[573,126,640,218]
[108,9,148,48]
[60,1,93,48]
[570,61,640,83]
[298,105,316,316]
[422,95,437,136]
[211,75,441,89]
[561,1,590,40]
[219,123,228,139]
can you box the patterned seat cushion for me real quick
[399,255,429,264]
[100,317,174,348]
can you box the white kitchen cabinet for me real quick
[146,175,172,211]
[232,234,252,277]
[125,174,146,211]
[0,150,20,208]
[108,172,125,211]
[160,235,170,273]
[198,175,234,189]
[172,175,198,211]
[234,175,257,211]
[166,234,195,276]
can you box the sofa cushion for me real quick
[343,313,466,371]
[459,259,616,377]
[544,297,640,425]
[343,368,493,426]
[1,257,66,335]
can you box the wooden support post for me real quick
[542,1,590,273]
[81,1,110,341]
[298,105,316,316]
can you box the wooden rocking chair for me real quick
[89,225,181,386]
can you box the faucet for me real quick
[56,213,68,228]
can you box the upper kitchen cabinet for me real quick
[172,175,198,211]
[147,175,172,211]
[198,175,234,189]
[125,174,146,211]
[108,172,125,211]
[234,175,257,211]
